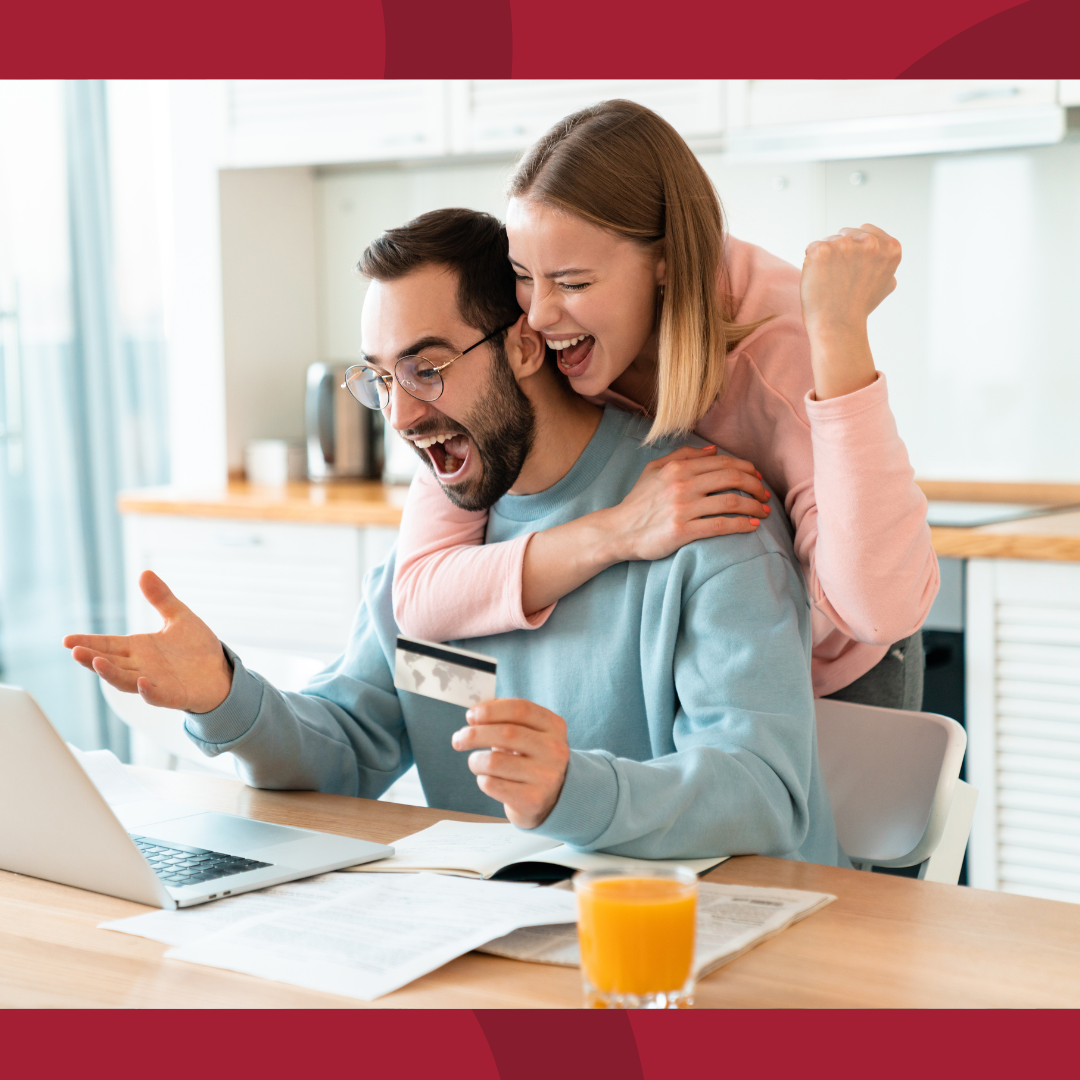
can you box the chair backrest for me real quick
[815,698,967,867]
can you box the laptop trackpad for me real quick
[140,812,307,856]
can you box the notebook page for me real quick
[340,820,558,878]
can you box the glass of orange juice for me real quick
[573,866,697,1009]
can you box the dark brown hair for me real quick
[509,100,766,440]
[358,208,522,336]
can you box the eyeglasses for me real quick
[342,324,514,410]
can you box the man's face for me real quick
[360,264,534,511]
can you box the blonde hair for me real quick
[508,99,766,441]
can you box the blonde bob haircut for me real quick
[508,99,766,442]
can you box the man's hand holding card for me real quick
[394,637,569,829]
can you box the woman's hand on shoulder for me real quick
[602,445,770,563]
[800,223,901,336]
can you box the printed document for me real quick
[99,872,369,948]
[159,872,578,1000]
[479,881,835,977]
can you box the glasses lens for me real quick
[344,365,388,409]
[396,356,444,402]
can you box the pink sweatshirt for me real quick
[392,237,939,697]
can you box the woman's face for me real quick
[506,197,665,397]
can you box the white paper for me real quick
[478,882,835,977]
[341,819,728,879]
[99,872,366,947]
[165,872,577,1001]
[538,844,728,878]
[341,821,557,878]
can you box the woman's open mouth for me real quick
[413,432,472,482]
[549,334,595,379]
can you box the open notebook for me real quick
[341,820,728,881]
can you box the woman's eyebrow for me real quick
[509,257,591,278]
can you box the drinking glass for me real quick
[573,865,698,1009]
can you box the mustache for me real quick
[402,416,470,440]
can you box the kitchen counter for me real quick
[118,478,1080,562]
[118,480,410,528]
[918,480,1080,562]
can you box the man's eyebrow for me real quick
[509,257,592,278]
[361,337,458,370]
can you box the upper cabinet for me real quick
[455,80,724,155]
[218,79,1073,172]
[224,81,449,168]
[726,80,1065,162]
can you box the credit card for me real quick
[394,636,497,709]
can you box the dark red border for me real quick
[1,1009,1075,1077]
[5,0,1080,78]
[3,0,1075,1065]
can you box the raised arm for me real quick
[393,449,772,642]
[798,225,938,646]
[714,232,938,686]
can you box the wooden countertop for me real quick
[118,478,1080,562]
[5,767,1079,1008]
[118,480,410,527]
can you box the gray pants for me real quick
[824,631,924,712]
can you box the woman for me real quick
[391,100,937,708]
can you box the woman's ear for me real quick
[506,314,546,382]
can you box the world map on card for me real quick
[393,643,497,709]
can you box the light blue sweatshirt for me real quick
[186,406,843,866]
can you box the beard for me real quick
[405,343,536,512]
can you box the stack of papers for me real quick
[102,871,576,1000]
[479,882,835,979]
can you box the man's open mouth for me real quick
[412,431,472,481]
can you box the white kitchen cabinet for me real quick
[456,80,724,155]
[730,80,1058,128]
[122,514,397,661]
[224,81,449,169]
[726,80,1064,162]
[966,559,1080,904]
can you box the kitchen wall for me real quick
[305,135,1080,483]
[220,166,320,470]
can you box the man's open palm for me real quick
[63,571,232,714]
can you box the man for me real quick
[66,209,841,864]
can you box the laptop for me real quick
[0,684,394,909]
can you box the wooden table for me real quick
[4,768,1079,1008]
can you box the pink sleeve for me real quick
[392,466,555,642]
[803,373,939,645]
[705,237,939,652]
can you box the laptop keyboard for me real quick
[131,834,271,887]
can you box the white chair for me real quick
[815,698,979,885]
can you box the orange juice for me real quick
[575,871,697,1005]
